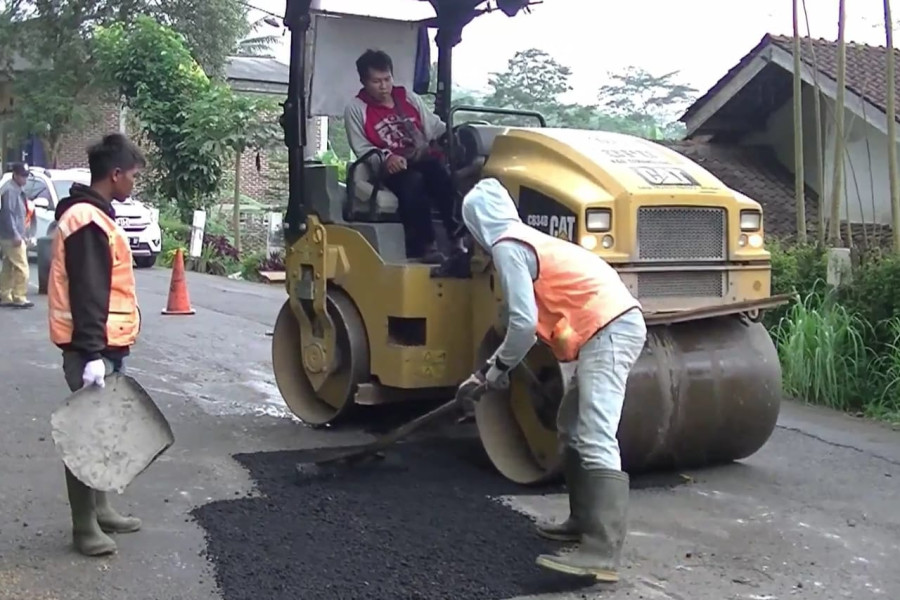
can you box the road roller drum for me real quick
[475,314,782,485]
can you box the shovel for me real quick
[51,372,175,494]
[295,382,487,477]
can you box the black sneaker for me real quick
[11,301,34,309]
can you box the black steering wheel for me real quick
[448,120,492,169]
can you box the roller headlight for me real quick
[585,208,611,232]
[740,209,762,231]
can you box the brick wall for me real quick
[54,103,277,203]
[54,102,121,168]
[238,148,271,202]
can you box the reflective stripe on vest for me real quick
[494,223,641,362]
[47,202,141,349]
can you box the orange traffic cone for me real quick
[161,248,196,315]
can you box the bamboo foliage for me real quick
[829,0,847,246]
[793,0,807,243]
[885,0,900,252]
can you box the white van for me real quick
[1,166,162,267]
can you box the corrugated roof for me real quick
[225,56,289,85]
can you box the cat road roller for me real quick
[272,0,791,484]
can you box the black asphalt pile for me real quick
[190,437,594,600]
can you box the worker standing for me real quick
[457,178,647,583]
[0,163,34,308]
[47,133,146,557]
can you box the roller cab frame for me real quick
[274,0,788,484]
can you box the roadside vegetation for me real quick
[767,242,900,423]
[6,5,896,423]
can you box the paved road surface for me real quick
[0,265,897,599]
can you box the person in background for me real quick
[47,133,146,557]
[0,162,34,308]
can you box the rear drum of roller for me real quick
[475,315,783,484]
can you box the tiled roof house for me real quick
[670,33,900,245]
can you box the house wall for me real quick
[743,82,898,226]
[52,103,278,202]
[55,101,122,169]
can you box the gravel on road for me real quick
[191,437,596,600]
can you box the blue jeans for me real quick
[556,308,647,471]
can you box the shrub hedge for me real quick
[767,241,900,422]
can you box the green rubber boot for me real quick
[536,468,629,583]
[535,447,583,542]
[65,468,117,557]
[96,491,142,534]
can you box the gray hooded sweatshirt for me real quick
[461,178,539,370]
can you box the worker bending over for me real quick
[458,178,647,582]
[48,133,145,557]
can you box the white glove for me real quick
[484,363,510,390]
[82,359,107,388]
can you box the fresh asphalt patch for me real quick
[190,437,597,600]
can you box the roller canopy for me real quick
[420,0,534,16]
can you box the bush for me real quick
[764,240,827,329]
[836,250,900,347]
[240,250,285,282]
[768,242,900,422]
[772,285,873,412]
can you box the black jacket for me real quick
[54,184,130,362]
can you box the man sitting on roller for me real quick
[456,178,647,583]
[344,49,464,264]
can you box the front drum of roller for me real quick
[618,315,782,473]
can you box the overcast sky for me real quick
[250,0,896,103]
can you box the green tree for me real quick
[485,47,573,111]
[596,66,698,138]
[183,85,281,252]
[3,0,133,165]
[235,15,281,57]
[1,0,256,164]
[95,15,279,223]
[149,0,256,77]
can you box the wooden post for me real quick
[793,0,807,243]
[885,0,900,252]
[829,0,847,246]
[233,149,242,256]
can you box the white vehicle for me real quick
[1,167,162,267]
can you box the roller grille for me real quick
[637,207,726,261]
[637,271,724,298]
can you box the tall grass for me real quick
[772,282,900,422]
[867,318,900,422]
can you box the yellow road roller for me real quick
[272,0,790,484]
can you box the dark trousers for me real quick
[383,157,459,257]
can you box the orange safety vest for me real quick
[494,223,641,362]
[48,202,141,349]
